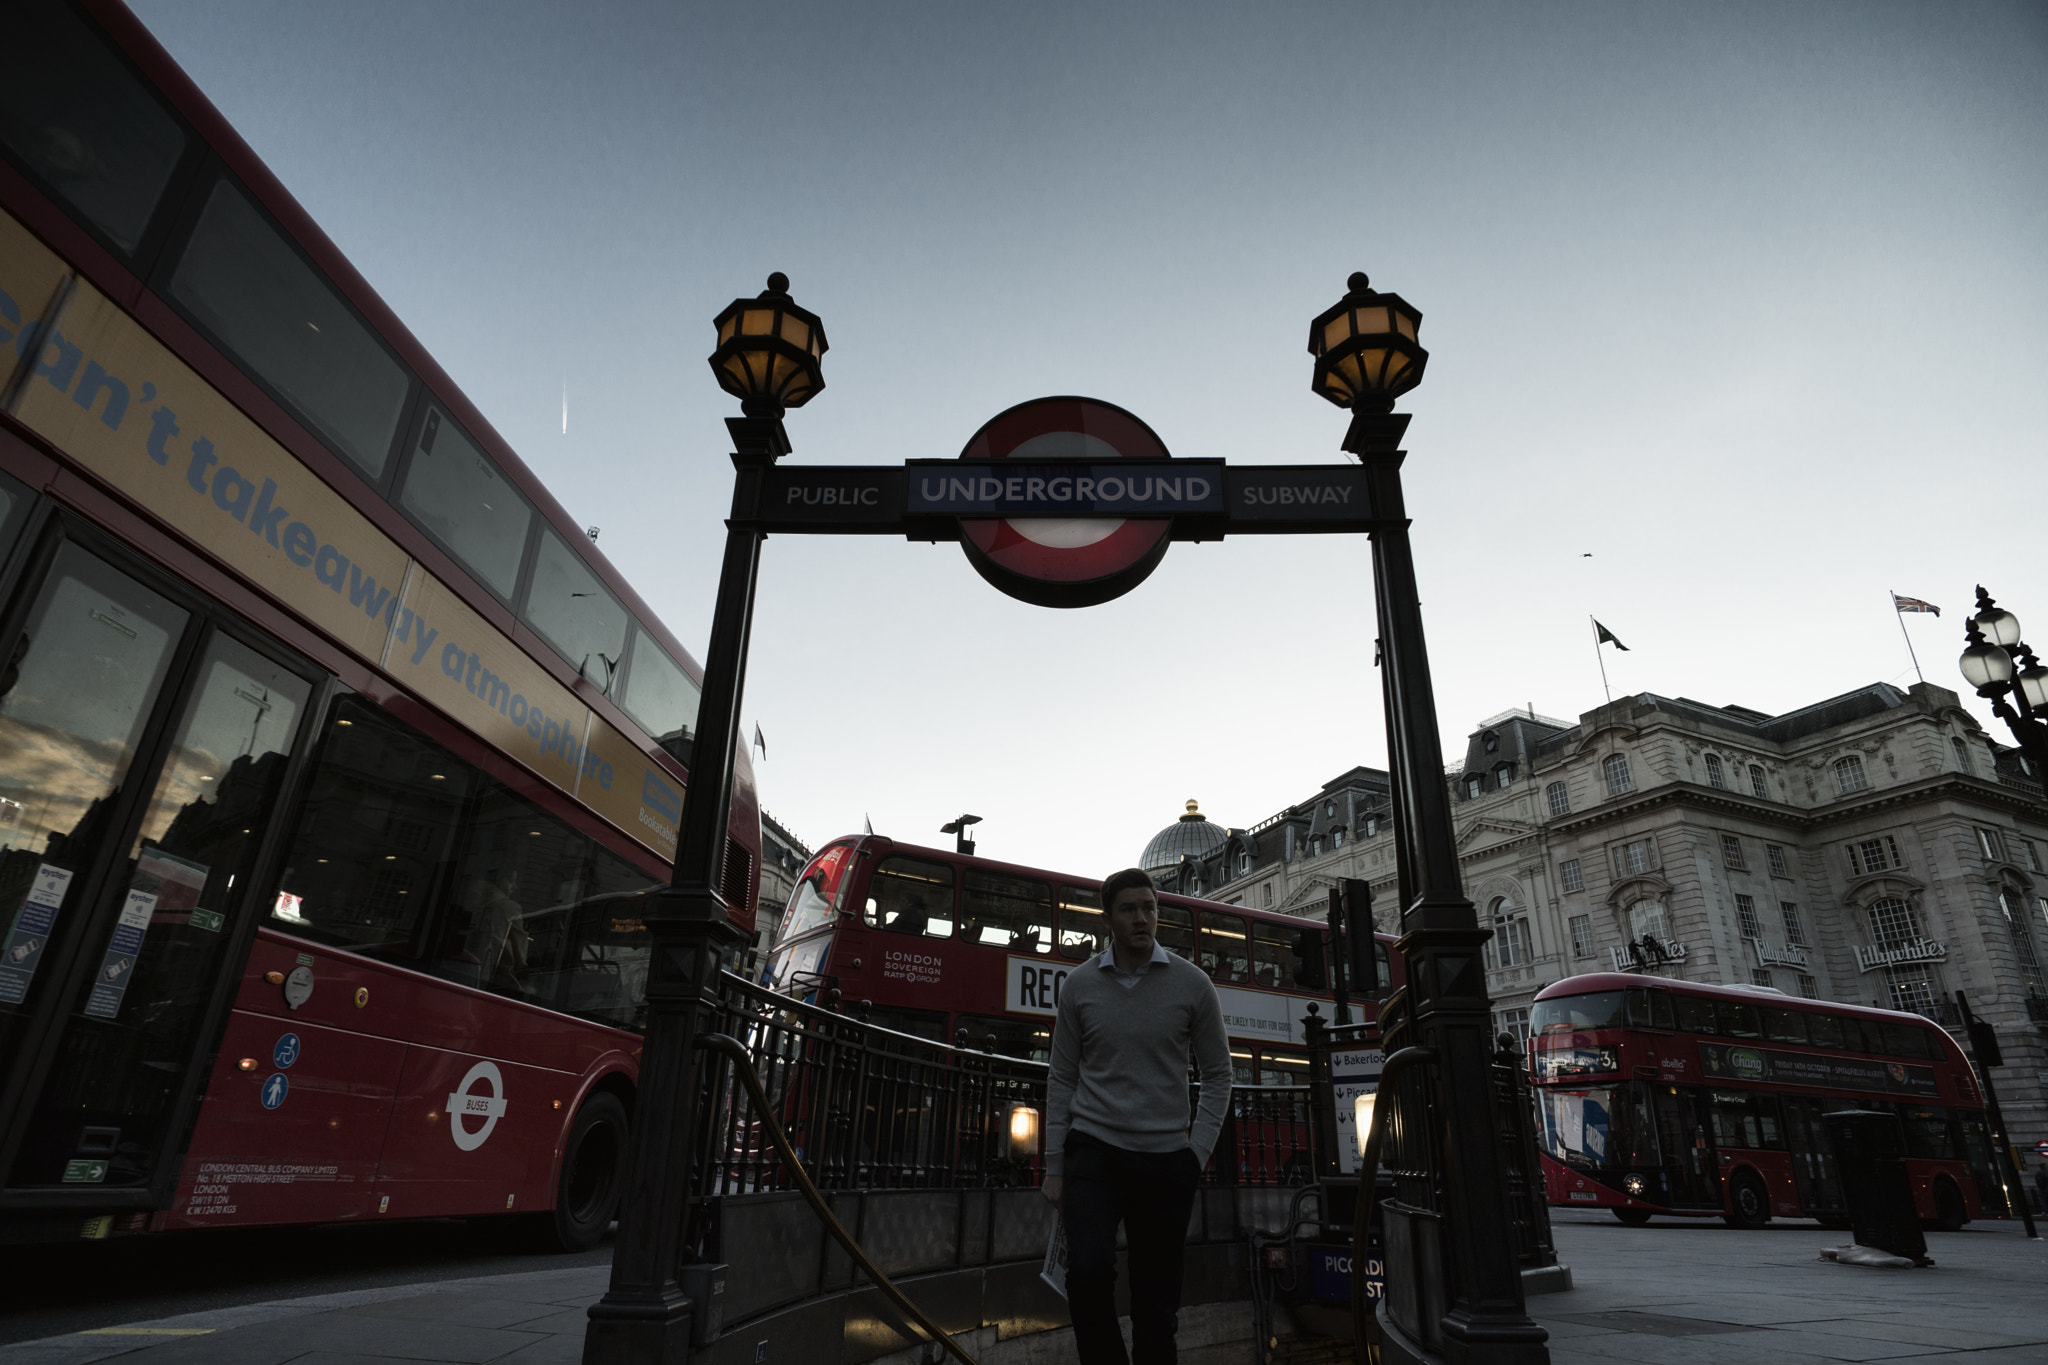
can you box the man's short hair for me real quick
[1100,867,1155,910]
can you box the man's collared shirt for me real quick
[1097,942,1171,991]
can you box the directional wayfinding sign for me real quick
[754,394,1384,606]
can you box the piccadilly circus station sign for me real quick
[758,395,1384,608]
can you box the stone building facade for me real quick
[1146,682,2048,1138]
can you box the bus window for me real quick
[1897,1105,1958,1161]
[1710,1091,1784,1150]
[1762,1007,1809,1045]
[1156,904,1195,961]
[1258,1050,1309,1086]
[398,406,535,599]
[1720,1001,1762,1039]
[1673,993,1717,1035]
[1538,1087,1617,1170]
[1805,1011,1846,1050]
[865,856,954,939]
[1626,988,1675,1030]
[1530,991,1624,1037]
[779,844,856,943]
[1250,922,1293,990]
[1057,885,1105,959]
[960,870,1054,954]
[1882,1023,1934,1059]
[1374,939,1392,993]
[864,1006,948,1047]
[1200,911,1251,982]
[955,1012,1051,1063]
[1229,1049,1256,1085]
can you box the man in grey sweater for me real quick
[1043,867,1233,1365]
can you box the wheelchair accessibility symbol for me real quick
[272,1033,301,1069]
[446,1061,508,1151]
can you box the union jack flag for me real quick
[1892,594,1941,616]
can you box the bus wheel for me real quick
[1722,1171,1770,1229]
[1930,1179,1968,1232]
[1613,1207,1652,1226]
[536,1091,629,1253]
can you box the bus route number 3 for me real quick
[1006,957,1070,1017]
[446,1061,509,1151]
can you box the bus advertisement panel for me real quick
[1529,973,2008,1232]
[0,1,759,1248]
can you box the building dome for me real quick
[1139,800,1228,873]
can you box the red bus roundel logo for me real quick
[956,396,1175,608]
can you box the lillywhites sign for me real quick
[1853,939,1946,972]
[1699,1042,1938,1098]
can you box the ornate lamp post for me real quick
[1958,585,2048,781]
[584,274,825,1365]
[1310,273,1547,1364]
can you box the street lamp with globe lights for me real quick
[1310,273,1548,1365]
[1958,586,2048,782]
[583,274,824,1365]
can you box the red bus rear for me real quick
[1530,973,2009,1230]
[764,835,1399,1087]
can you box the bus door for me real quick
[1651,1086,1721,1208]
[1780,1096,1845,1216]
[0,535,327,1214]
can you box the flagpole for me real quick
[1891,591,1925,684]
[1591,615,1611,703]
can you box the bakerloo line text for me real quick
[916,475,1214,505]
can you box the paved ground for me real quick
[4,1210,2044,1364]
[0,1219,613,1346]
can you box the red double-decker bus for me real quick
[1530,974,2009,1230]
[0,2,761,1249]
[763,834,1397,1086]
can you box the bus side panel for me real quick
[374,1044,569,1219]
[163,1007,403,1229]
[1721,1151,1801,1218]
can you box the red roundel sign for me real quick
[956,396,1175,608]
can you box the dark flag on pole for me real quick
[752,724,766,760]
[1594,620,1629,651]
[1892,594,1940,616]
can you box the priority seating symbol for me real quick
[446,1061,508,1151]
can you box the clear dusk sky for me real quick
[129,1,2048,878]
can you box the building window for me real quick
[1866,896,1921,950]
[1781,902,1806,947]
[1628,898,1670,944]
[1766,844,1789,878]
[1975,827,2003,861]
[1365,816,1378,837]
[1497,766,1513,790]
[1750,968,1774,988]
[1614,839,1654,877]
[1489,897,1532,968]
[2026,840,2043,873]
[1952,736,1973,775]
[1848,836,1903,875]
[1325,801,1336,817]
[1735,894,1761,938]
[1704,753,1726,789]
[1796,973,1819,999]
[1310,837,1323,857]
[1546,781,1570,817]
[1559,858,1584,893]
[1998,889,2046,994]
[1603,754,1633,795]
[1884,963,1936,1016]
[1332,829,1344,849]
[1720,834,1745,869]
[1484,733,1499,754]
[1239,853,1251,873]
[1465,776,1482,800]
[1496,1007,1530,1046]
[1749,764,1768,799]
[1834,755,1868,794]
[1569,913,1594,958]
[1262,884,1273,908]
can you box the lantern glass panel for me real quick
[740,305,775,335]
[2019,666,2048,710]
[1395,311,1418,340]
[1977,608,2023,647]
[1355,305,1390,335]
[1961,643,2015,688]
[779,314,809,348]
[1322,316,1350,351]
[718,315,736,344]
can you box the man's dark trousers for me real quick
[1062,1131,1202,1365]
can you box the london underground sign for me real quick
[756,394,1383,606]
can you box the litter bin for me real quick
[1821,1109,1926,1262]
